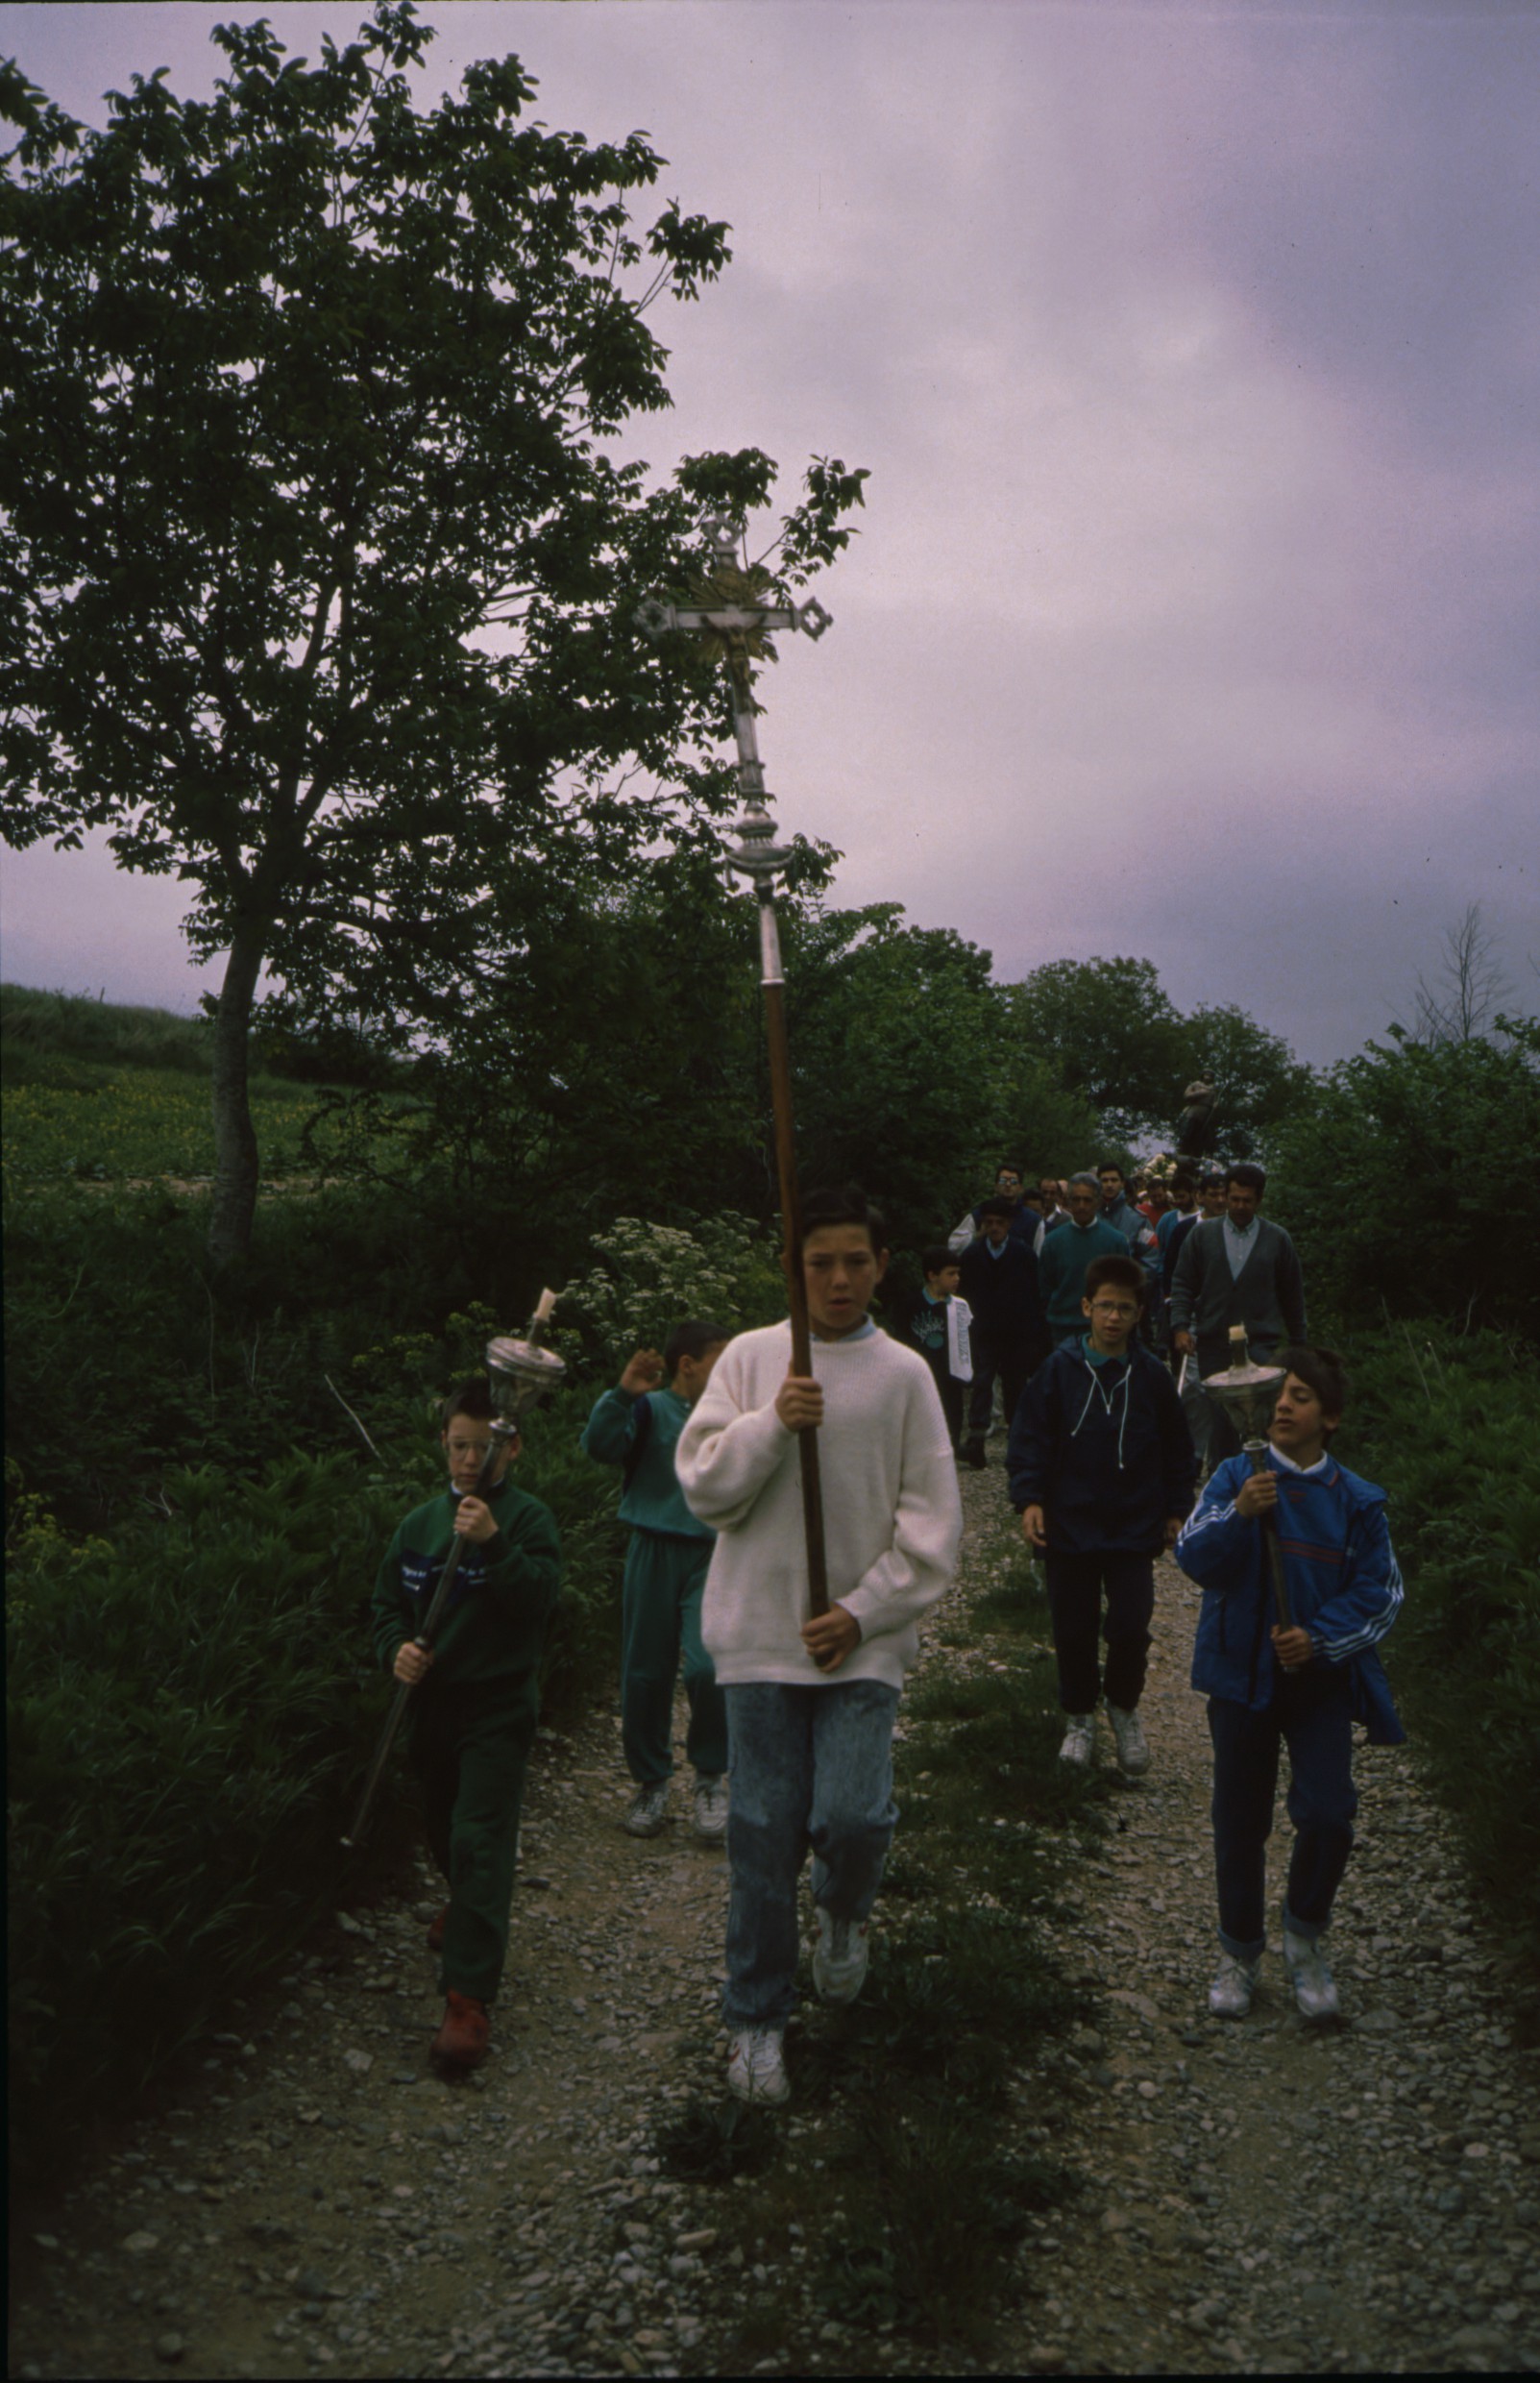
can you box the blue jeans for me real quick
[1208,1664,1357,1960]
[721,1680,900,2028]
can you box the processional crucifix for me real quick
[637,517,835,1616]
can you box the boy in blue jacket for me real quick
[1175,1346,1404,2022]
[581,1319,732,1842]
[1009,1255,1196,1777]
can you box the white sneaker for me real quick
[1107,1702,1151,1777]
[1058,1713,1095,1766]
[1208,1953,1259,2018]
[726,2026,789,2104]
[812,1906,870,2005]
[623,1781,671,1838]
[693,1776,728,1841]
[1283,1930,1340,2021]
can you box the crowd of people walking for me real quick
[369,1154,1403,2109]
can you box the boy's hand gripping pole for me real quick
[341,1293,567,1852]
[636,517,834,1620]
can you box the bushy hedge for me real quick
[7,1453,401,2172]
[1335,1324,1540,1996]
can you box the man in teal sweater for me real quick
[371,1378,563,2072]
[1036,1173,1127,1347]
[581,1319,732,1842]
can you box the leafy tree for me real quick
[0,7,864,1263]
[1268,1019,1540,1342]
[1004,955,1187,1145]
[1176,1003,1314,1162]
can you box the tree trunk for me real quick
[207,922,266,1268]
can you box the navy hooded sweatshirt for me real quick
[1007,1339,1197,1554]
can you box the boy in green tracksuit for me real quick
[371,1378,562,2073]
[581,1319,732,1843]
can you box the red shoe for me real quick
[427,1904,448,1953]
[431,1990,489,2071]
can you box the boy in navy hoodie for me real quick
[1009,1255,1196,1776]
[581,1319,732,1843]
[1175,1347,1404,2023]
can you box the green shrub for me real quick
[1335,1323,1540,1990]
[1270,1024,1540,1339]
[6,1452,405,2173]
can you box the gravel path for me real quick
[11,1453,1540,2378]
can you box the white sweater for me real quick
[674,1320,964,1689]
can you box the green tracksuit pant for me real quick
[409,1677,539,2003]
[622,1529,727,1786]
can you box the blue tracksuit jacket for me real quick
[1175,1452,1405,1743]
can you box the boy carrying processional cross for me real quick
[676,1185,963,2105]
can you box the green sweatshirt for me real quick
[370,1475,562,1689]
[579,1387,714,1540]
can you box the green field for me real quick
[2,1064,361,1186]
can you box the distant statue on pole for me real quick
[1176,1078,1217,1163]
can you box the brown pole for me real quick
[761,920,829,1618]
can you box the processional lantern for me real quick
[1201,1326,1293,1628]
[636,516,834,1621]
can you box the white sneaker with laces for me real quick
[1106,1701,1151,1777]
[1283,1930,1340,2020]
[813,1906,870,2005]
[693,1776,728,1841]
[1208,1953,1260,2018]
[726,2026,789,2104]
[623,1780,671,1838]
[1059,1713,1095,1766]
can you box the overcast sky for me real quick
[2,0,1535,1067]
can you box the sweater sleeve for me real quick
[580,1387,642,1468]
[1006,1359,1057,1511]
[1276,1230,1308,1345]
[675,1351,794,1531]
[370,1521,413,1674]
[480,1496,563,1625]
[1154,1362,1200,1518]
[837,1373,962,1643]
[1307,1503,1404,1661]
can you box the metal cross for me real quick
[635,514,831,910]
[635,513,836,1625]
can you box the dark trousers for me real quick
[918,1352,966,1446]
[966,1332,1035,1440]
[411,1682,538,2003]
[1207,1664,1357,1960]
[1043,1549,1155,1713]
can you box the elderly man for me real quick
[957,1195,1049,1466]
[1170,1164,1308,1458]
[1035,1173,1128,1351]
[946,1161,1038,1255]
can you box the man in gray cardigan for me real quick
[1169,1164,1307,1457]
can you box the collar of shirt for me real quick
[816,1314,878,1342]
[1268,1444,1331,1477]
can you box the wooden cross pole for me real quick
[637,516,835,1616]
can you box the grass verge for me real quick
[653,1506,1110,2364]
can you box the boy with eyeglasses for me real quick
[1008,1255,1196,1775]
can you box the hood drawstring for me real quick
[1070,1352,1133,1470]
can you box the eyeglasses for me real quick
[1088,1301,1139,1317]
